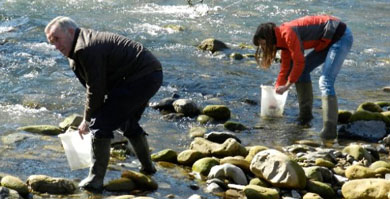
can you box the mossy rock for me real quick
[349,110,390,126]
[224,121,247,131]
[338,110,352,124]
[151,149,178,163]
[243,185,279,199]
[381,111,390,120]
[306,180,335,199]
[375,101,390,107]
[59,114,83,129]
[121,170,158,190]
[202,105,231,121]
[356,102,383,113]
[17,125,63,135]
[104,178,135,192]
[192,157,220,176]
[198,38,229,53]
[196,114,214,125]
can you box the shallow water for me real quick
[1,0,390,198]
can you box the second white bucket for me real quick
[260,85,289,118]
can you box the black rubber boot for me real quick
[320,95,338,140]
[295,82,314,127]
[127,132,156,174]
[79,137,111,193]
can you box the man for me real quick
[45,16,163,192]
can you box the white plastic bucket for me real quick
[58,129,92,170]
[260,85,289,118]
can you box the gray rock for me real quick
[204,131,241,144]
[173,99,200,117]
[149,97,176,112]
[207,163,247,185]
[338,120,387,142]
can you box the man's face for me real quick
[46,24,74,57]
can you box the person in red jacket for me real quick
[253,15,353,140]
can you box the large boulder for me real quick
[250,149,306,189]
[26,175,76,194]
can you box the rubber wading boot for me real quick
[295,82,314,127]
[320,95,338,140]
[79,137,111,193]
[128,133,156,174]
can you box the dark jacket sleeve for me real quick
[77,49,107,122]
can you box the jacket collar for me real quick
[68,28,80,59]
[274,26,287,50]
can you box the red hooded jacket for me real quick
[274,15,346,87]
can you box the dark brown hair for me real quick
[253,22,277,69]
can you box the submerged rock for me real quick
[26,175,76,194]
[17,125,63,135]
[121,170,158,190]
[105,178,135,192]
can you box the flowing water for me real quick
[0,0,390,198]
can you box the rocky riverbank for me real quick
[3,96,390,199]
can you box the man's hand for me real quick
[78,120,90,139]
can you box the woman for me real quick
[253,15,353,140]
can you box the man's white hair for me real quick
[45,16,78,34]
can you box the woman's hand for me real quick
[78,120,90,139]
[275,82,292,94]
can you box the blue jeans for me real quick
[297,27,353,96]
[89,69,163,139]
